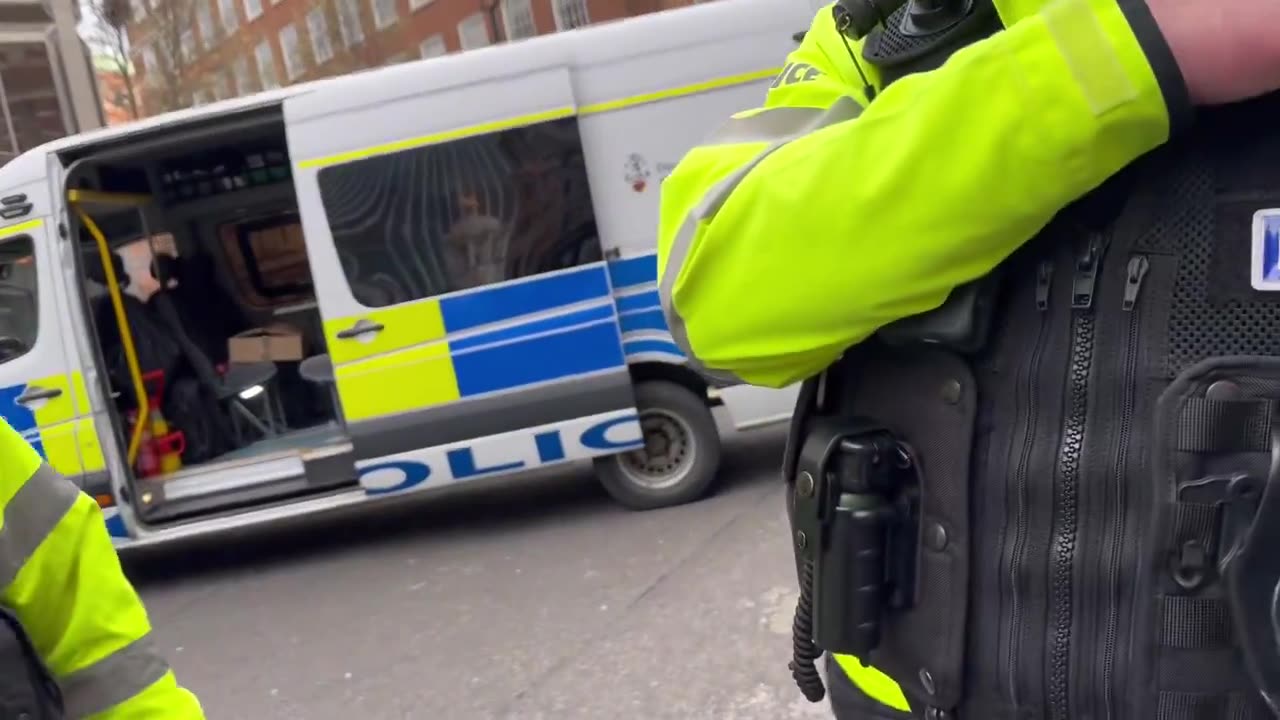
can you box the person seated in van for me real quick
[444,190,508,289]
[149,238,250,367]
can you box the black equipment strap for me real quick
[1176,398,1276,452]
[1157,691,1272,720]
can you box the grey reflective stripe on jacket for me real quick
[0,464,171,718]
[61,634,169,718]
[658,96,864,384]
[0,465,79,591]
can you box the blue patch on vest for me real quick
[1252,209,1280,290]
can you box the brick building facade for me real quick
[125,0,696,118]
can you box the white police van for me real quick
[0,0,817,548]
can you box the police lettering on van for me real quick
[359,411,644,496]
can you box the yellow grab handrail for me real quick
[65,189,153,208]
[70,202,149,466]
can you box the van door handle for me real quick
[335,320,386,339]
[17,385,62,404]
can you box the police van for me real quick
[0,0,819,548]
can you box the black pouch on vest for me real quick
[1152,357,1280,719]
[817,344,978,712]
[0,605,64,719]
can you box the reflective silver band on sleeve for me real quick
[0,464,80,590]
[659,97,864,384]
[60,633,171,719]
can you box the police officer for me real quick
[1,417,203,718]
[658,0,1280,717]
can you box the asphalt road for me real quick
[122,423,837,720]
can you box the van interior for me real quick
[62,107,358,524]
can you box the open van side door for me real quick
[0,190,108,503]
[285,64,643,496]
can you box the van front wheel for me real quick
[594,379,722,511]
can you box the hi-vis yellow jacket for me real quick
[0,418,204,718]
[656,0,1189,391]
[657,0,1190,710]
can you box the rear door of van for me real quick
[285,60,644,497]
[0,170,114,527]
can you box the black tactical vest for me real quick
[1,605,65,719]
[785,3,1280,719]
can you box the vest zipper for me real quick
[1002,259,1054,708]
[1100,254,1149,719]
[1049,233,1105,720]
[1036,261,1053,311]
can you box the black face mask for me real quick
[152,254,182,289]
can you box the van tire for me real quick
[594,379,721,511]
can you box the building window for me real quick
[197,0,216,46]
[552,0,590,30]
[338,2,364,47]
[419,34,445,58]
[255,40,278,89]
[502,0,536,40]
[316,117,601,306]
[409,0,433,11]
[457,13,489,50]
[233,55,254,93]
[180,29,196,63]
[307,9,333,64]
[279,24,304,80]
[0,235,39,365]
[219,0,239,33]
[243,0,263,21]
[371,0,398,30]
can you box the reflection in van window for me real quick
[0,235,37,364]
[316,117,602,308]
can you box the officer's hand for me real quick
[1147,0,1280,105]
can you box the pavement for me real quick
[122,423,837,720]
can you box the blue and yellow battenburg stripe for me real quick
[326,254,690,423]
[327,263,630,422]
[0,371,106,480]
[607,251,687,361]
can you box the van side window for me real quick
[0,234,37,364]
[218,212,314,309]
[315,116,602,308]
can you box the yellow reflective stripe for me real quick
[832,653,911,712]
[577,67,781,116]
[298,106,576,169]
[0,464,79,590]
[1041,0,1137,115]
[0,218,42,241]
[59,632,170,718]
[297,68,780,169]
[76,418,107,474]
[334,341,460,422]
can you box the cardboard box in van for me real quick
[228,324,304,363]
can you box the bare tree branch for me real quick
[83,0,140,120]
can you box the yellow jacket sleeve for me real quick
[656,0,1191,388]
[0,418,204,719]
